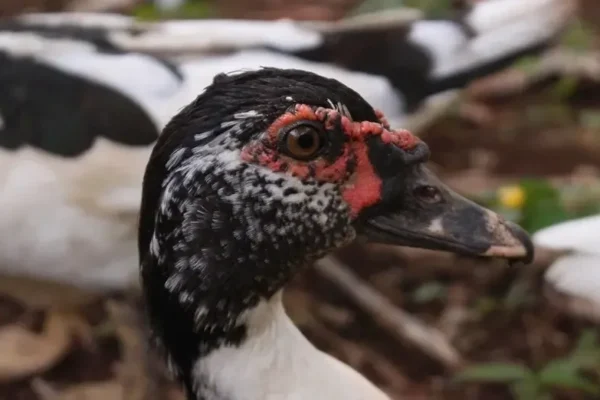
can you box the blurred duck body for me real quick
[533,214,600,322]
[0,0,576,294]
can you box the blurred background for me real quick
[1,0,600,399]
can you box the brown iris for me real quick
[282,122,324,160]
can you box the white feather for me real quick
[112,19,324,53]
[545,253,600,305]
[0,31,97,56]
[533,215,600,318]
[0,140,147,291]
[409,0,577,80]
[533,214,600,254]
[194,292,390,400]
[17,12,135,30]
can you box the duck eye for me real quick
[281,122,324,160]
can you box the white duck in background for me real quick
[0,0,576,295]
[533,214,600,322]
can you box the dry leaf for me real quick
[0,311,72,382]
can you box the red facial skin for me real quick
[241,104,420,217]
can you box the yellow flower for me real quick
[498,185,526,209]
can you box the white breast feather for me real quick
[0,140,148,291]
[533,215,600,318]
[194,292,390,400]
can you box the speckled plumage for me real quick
[139,68,534,400]
[139,68,426,398]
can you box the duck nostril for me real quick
[414,185,442,204]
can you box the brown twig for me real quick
[30,378,60,400]
[438,284,470,341]
[313,257,465,370]
[107,298,171,400]
[309,316,409,399]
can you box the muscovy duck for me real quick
[0,0,573,292]
[533,214,600,322]
[138,67,534,400]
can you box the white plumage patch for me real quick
[166,147,187,171]
[17,12,134,30]
[116,18,324,53]
[545,253,600,304]
[0,32,96,56]
[0,140,146,291]
[409,0,576,80]
[194,130,214,143]
[234,110,262,119]
[192,292,390,400]
[533,214,600,320]
[533,214,600,254]
[149,234,161,257]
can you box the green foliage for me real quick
[561,19,596,52]
[411,281,447,304]
[456,363,534,383]
[513,56,541,74]
[134,0,214,21]
[350,0,452,17]
[538,360,599,395]
[518,179,569,233]
[512,380,547,400]
[454,330,600,400]
[473,178,600,234]
[473,296,499,319]
[401,0,453,17]
[550,76,581,102]
[350,0,404,15]
[580,110,600,131]
[562,184,600,218]
[502,276,535,310]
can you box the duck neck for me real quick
[142,247,391,400]
[186,291,390,400]
[141,162,383,399]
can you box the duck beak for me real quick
[360,165,534,264]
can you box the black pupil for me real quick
[297,131,315,149]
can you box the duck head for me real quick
[138,68,533,397]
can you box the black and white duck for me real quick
[0,0,573,293]
[138,67,534,400]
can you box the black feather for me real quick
[0,51,158,156]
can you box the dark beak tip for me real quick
[506,221,535,265]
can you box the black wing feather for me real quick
[0,51,159,157]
